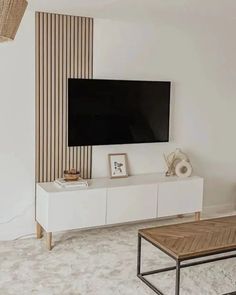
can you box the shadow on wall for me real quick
[187,151,236,208]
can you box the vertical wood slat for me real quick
[65,14,70,171]
[39,12,44,182]
[35,12,93,183]
[47,13,52,182]
[35,12,40,183]
[51,13,55,181]
[54,13,59,180]
[73,16,78,171]
[43,12,47,182]
[59,14,63,179]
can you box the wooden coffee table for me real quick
[137,216,236,295]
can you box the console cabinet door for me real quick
[106,184,157,224]
[157,178,203,217]
[48,188,107,232]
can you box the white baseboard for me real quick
[203,203,236,215]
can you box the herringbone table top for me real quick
[139,216,236,260]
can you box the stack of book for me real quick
[54,177,88,188]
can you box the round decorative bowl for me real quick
[63,169,80,181]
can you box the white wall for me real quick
[0,11,35,240]
[93,18,236,208]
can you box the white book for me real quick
[54,178,88,188]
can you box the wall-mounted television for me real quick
[68,78,171,146]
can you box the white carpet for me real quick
[0,216,236,295]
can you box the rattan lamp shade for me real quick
[0,0,28,42]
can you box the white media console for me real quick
[36,173,204,250]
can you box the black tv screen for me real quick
[68,79,171,146]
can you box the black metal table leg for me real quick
[175,261,180,295]
[137,234,141,275]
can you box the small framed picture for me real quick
[108,153,128,179]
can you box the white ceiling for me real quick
[28,0,236,21]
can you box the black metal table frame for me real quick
[137,233,236,295]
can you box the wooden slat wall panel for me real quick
[35,12,93,182]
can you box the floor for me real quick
[1,213,236,295]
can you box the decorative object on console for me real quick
[0,0,28,42]
[175,160,192,178]
[164,148,193,178]
[55,178,88,188]
[63,168,80,181]
[108,153,128,179]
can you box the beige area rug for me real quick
[0,217,236,295]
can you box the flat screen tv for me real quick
[68,78,171,146]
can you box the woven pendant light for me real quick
[0,0,28,42]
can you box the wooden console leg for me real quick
[36,222,43,239]
[195,212,201,221]
[46,232,52,251]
